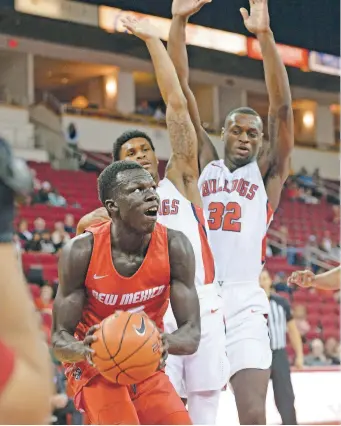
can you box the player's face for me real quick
[111,169,159,234]
[259,270,272,292]
[222,113,263,168]
[119,138,159,181]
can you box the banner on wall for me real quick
[14,0,98,26]
[247,37,309,70]
[309,52,341,76]
[98,6,247,56]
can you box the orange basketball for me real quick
[91,311,162,385]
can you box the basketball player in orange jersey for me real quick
[288,266,341,291]
[52,160,200,425]
[168,0,294,423]
[0,138,52,424]
[76,16,228,425]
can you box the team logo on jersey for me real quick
[72,367,82,380]
[91,285,166,307]
[134,316,146,336]
[201,178,259,200]
[158,199,179,216]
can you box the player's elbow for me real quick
[167,92,188,112]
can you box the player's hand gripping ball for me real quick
[90,311,163,385]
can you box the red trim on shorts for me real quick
[191,204,215,284]
[0,339,15,396]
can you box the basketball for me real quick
[91,311,162,385]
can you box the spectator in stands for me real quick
[17,218,32,242]
[324,337,340,365]
[270,225,288,256]
[33,217,47,234]
[297,186,306,203]
[296,167,315,189]
[305,338,331,366]
[304,235,320,272]
[297,187,319,205]
[266,242,273,257]
[30,168,42,191]
[48,188,67,207]
[286,181,299,201]
[64,214,75,234]
[25,232,42,252]
[328,205,340,224]
[303,188,319,205]
[52,222,70,252]
[37,284,54,313]
[293,304,311,342]
[51,362,83,425]
[66,123,79,149]
[34,181,52,204]
[154,106,165,121]
[273,272,292,294]
[40,231,55,254]
[319,230,333,254]
[136,100,154,116]
[330,242,341,261]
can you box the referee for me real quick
[260,269,304,425]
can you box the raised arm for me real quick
[166,229,200,355]
[168,0,219,172]
[241,0,294,210]
[52,234,95,363]
[122,17,201,205]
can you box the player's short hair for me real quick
[98,160,144,204]
[226,107,261,120]
[112,130,155,161]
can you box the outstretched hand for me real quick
[287,270,316,288]
[240,0,271,35]
[172,0,212,18]
[121,16,160,42]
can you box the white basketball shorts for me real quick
[219,281,272,378]
[164,284,229,395]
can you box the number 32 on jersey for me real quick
[208,202,241,232]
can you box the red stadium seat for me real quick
[306,330,322,340]
[323,328,340,341]
[320,315,339,329]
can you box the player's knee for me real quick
[240,403,266,425]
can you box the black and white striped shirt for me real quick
[268,293,293,350]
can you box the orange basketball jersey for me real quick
[64,220,171,396]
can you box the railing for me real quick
[42,92,63,116]
[267,228,336,271]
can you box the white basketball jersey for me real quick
[156,178,215,288]
[198,159,273,285]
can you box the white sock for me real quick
[187,390,221,425]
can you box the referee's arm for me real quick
[285,300,304,369]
